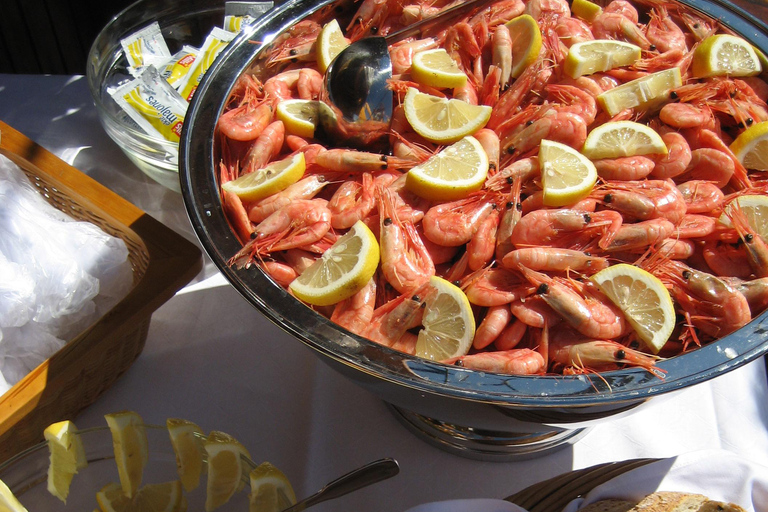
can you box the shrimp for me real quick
[241,120,285,173]
[595,179,687,225]
[247,175,328,223]
[494,319,529,350]
[328,173,376,229]
[462,266,531,307]
[678,148,735,189]
[677,180,724,214]
[261,260,298,287]
[545,83,598,126]
[494,179,523,261]
[549,336,663,378]
[222,189,253,243]
[510,295,561,328]
[518,267,628,339]
[389,38,438,74]
[467,206,501,271]
[645,6,688,53]
[721,276,768,315]
[725,200,768,277]
[313,148,416,173]
[659,102,716,130]
[422,192,499,246]
[594,156,656,181]
[555,17,594,47]
[591,12,652,49]
[487,61,552,130]
[602,218,676,252]
[361,286,429,351]
[347,0,393,40]
[491,24,513,87]
[474,304,512,349]
[524,0,570,20]
[377,186,435,294]
[502,247,609,274]
[502,108,588,157]
[218,101,274,142]
[510,208,623,250]
[297,68,323,100]
[474,129,501,174]
[447,349,546,375]
[702,241,754,279]
[651,131,692,179]
[331,278,377,336]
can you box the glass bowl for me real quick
[0,426,250,511]
[86,0,234,192]
[179,0,768,460]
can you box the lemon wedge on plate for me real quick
[582,121,667,159]
[0,478,28,512]
[591,264,675,353]
[221,152,305,202]
[539,139,597,207]
[249,462,297,512]
[730,120,768,171]
[415,276,476,361]
[204,431,252,512]
[403,87,492,144]
[405,135,488,201]
[691,34,762,78]
[571,0,602,21]
[719,194,768,238]
[411,48,467,89]
[44,420,87,502]
[167,418,206,492]
[276,99,324,138]
[563,39,641,79]
[105,411,148,499]
[597,67,681,116]
[96,481,186,512]
[289,220,380,306]
[317,19,348,74]
[504,15,542,79]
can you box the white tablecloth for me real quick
[2,74,768,512]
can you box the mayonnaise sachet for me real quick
[223,1,274,32]
[176,27,237,102]
[121,21,172,77]
[159,45,200,89]
[111,65,188,144]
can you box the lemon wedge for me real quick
[691,34,762,78]
[248,462,297,512]
[317,19,348,74]
[582,121,667,159]
[405,135,488,201]
[221,152,305,202]
[289,220,380,306]
[539,139,597,207]
[403,87,492,144]
[96,481,185,512]
[105,411,148,499]
[571,0,603,21]
[719,194,768,238]
[204,431,252,512]
[597,67,681,116]
[416,276,476,361]
[504,15,542,79]
[0,479,28,512]
[591,264,675,353]
[44,420,87,502]
[167,418,206,492]
[563,39,641,79]
[730,120,768,171]
[276,99,323,139]
[411,48,467,89]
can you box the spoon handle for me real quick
[384,0,497,44]
[281,458,400,512]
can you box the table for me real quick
[2,73,768,512]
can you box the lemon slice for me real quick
[105,411,148,499]
[248,462,297,512]
[719,194,768,238]
[167,418,206,492]
[96,481,185,512]
[411,48,468,89]
[317,19,349,74]
[204,431,252,512]
[597,67,682,116]
[582,121,667,159]
[221,152,305,202]
[591,264,675,353]
[0,479,28,512]
[403,87,492,144]
[563,40,641,79]
[405,135,488,201]
[691,34,762,78]
[415,276,476,361]
[44,420,87,502]
[276,99,323,138]
[730,120,768,171]
[289,220,379,306]
[504,15,542,79]
[571,0,602,22]
[539,139,598,207]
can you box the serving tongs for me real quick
[318,0,498,149]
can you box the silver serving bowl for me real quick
[180,0,768,460]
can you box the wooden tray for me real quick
[0,121,202,462]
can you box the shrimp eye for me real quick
[536,283,549,294]
[491,203,498,210]
[682,270,691,280]
[669,91,678,100]
[383,217,393,226]
[516,202,523,212]
[583,213,592,223]
[693,22,700,28]
[371,26,379,33]
[629,340,640,349]
[506,176,514,185]
[505,201,515,209]
[615,349,626,361]
[412,295,421,302]
[452,280,462,287]
[745,233,754,243]
[747,118,754,126]
[507,146,516,155]
[454,359,465,367]
[250,232,258,239]
[489,162,497,171]
[289,49,298,56]
[603,193,612,203]
[525,120,534,126]
[729,90,737,98]
[649,44,656,51]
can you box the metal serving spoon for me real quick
[318,0,497,149]
[279,458,400,512]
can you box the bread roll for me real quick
[578,492,747,512]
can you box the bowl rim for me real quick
[180,0,768,408]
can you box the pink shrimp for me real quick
[518,267,628,339]
[263,20,321,66]
[469,0,525,28]
[721,276,768,316]
[462,267,531,307]
[510,208,624,250]
[603,218,677,252]
[555,17,594,47]
[494,319,529,350]
[241,120,285,173]
[545,83,598,125]
[446,349,546,375]
[467,206,501,271]
[494,179,524,261]
[361,285,429,351]
[524,0,570,20]
[659,102,716,130]
[422,192,499,246]
[491,24,513,87]
[725,200,768,277]
[247,175,328,223]
[222,189,253,243]
[510,295,561,328]
[347,0,394,40]
[331,278,377,336]
[595,179,687,225]
[377,186,435,294]
[261,260,298,287]
[502,109,588,157]
[677,148,735,189]
[487,61,552,130]
[297,68,323,100]
[591,12,652,49]
[474,304,512,349]
[702,241,754,279]
[328,173,376,229]
[677,180,724,214]
[549,335,663,378]
[475,129,501,174]
[651,131,692,179]
[313,148,416,173]
[646,6,688,53]
[389,38,438,74]
[502,247,609,274]
[594,156,656,181]
[218,101,274,142]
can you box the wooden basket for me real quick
[506,458,659,512]
[0,121,202,462]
